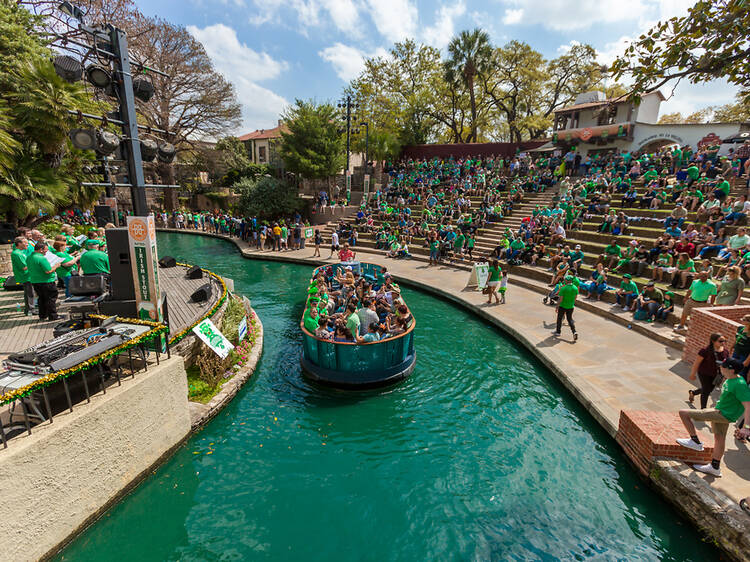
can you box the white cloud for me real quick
[319,42,388,82]
[187,24,289,130]
[422,1,467,49]
[364,0,418,43]
[246,0,359,34]
[502,8,523,25]
[556,40,581,55]
[596,34,634,65]
[659,80,738,117]
[496,0,697,31]
[323,0,361,34]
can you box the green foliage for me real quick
[281,99,344,181]
[38,220,88,239]
[234,175,302,219]
[215,136,252,172]
[611,0,750,104]
[186,365,217,403]
[221,296,246,345]
[0,3,107,225]
[217,163,270,188]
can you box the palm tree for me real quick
[444,29,493,143]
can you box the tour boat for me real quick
[300,261,416,389]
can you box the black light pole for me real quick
[110,26,147,216]
[337,95,359,173]
[360,122,369,173]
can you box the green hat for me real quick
[85,239,101,246]
[623,273,632,279]
[308,286,318,295]
[665,291,674,297]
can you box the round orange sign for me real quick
[128,219,148,242]
[580,128,593,141]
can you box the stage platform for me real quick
[0,265,221,360]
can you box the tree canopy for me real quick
[235,176,302,219]
[280,100,345,183]
[611,0,750,104]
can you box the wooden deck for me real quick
[0,265,221,359]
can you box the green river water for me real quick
[57,233,716,561]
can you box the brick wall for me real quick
[682,305,750,364]
[616,410,714,476]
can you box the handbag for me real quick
[482,286,490,295]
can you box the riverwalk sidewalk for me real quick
[160,229,750,506]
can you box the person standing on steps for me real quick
[688,332,729,408]
[328,230,340,259]
[554,275,579,341]
[677,358,750,477]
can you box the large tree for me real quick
[280,100,344,187]
[610,0,750,104]
[444,29,493,143]
[0,1,104,225]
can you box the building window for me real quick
[570,112,580,129]
[258,146,266,162]
[598,105,618,125]
[554,114,569,131]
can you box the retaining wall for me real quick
[0,356,191,561]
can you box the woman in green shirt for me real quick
[671,252,696,289]
[486,259,501,305]
[52,240,80,297]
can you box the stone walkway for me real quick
[159,229,750,506]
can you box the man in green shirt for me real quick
[677,357,750,476]
[714,178,731,201]
[675,271,717,331]
[616,274,639,310]
[554,276,579,341]
[26,241,61,320]
[686,164,700,186]
[11,236,36,315]
[601,240,622,269]
[345,302,360,337]
[79,240,110,275]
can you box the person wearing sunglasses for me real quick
[688,332,729,409]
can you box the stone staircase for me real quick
[320,176,749,348]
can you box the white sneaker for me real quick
[622,305,629,310]
[694,463,721,477]
[673,324,686,331]
[676,438,704,451]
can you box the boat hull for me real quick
[301,351,416,390]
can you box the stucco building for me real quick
[238,121,289,170]
[549,90,749,156]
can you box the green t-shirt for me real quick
[558,284,578,309]
[717,180,731,196]
[716,376,750,422]
[79,249,110,274]
[688,279,717,302]
[303,310,318,333]
[488,265,501,282]
[346,312,360,336]
[735,326,750,356]
[686,166,699,180]
[620,280,639,294]
[53,250,75,278]
[10,248,29,283]
[510,239,525,250]
[26,252,55,284]
[604,244,621,257]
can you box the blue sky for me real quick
[135,0,739,134]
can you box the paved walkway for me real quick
[159,229,750,505]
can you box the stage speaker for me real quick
[3,275,23,291]
[69,274,108,296]
[94,204,115,227]
[159,256,177,268]
[99,299,138,318]
[190,283,212,303]
[186,265,203,279]
[105,228,135,301]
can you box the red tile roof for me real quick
[237,124,289,141]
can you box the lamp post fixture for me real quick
[337,95,359,174]
[360,122,369,174]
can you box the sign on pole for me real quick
[345,172,352,203]
[465,262,490,290]
[238,317,248,342]
[127,215,163,322]
[363,174,370,203]
[304,227,314,239]
[192,318,234,359]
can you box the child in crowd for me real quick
[499,270,508,304]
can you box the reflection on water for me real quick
[57,233,717,561]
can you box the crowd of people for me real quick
[10,224,111,321]
[302,265,413,344]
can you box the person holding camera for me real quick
[687,333,729,409]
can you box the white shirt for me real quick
[331,232,339,245]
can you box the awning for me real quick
[722,131,750,144]
[552,122,631,144]
[528,142,556,152]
